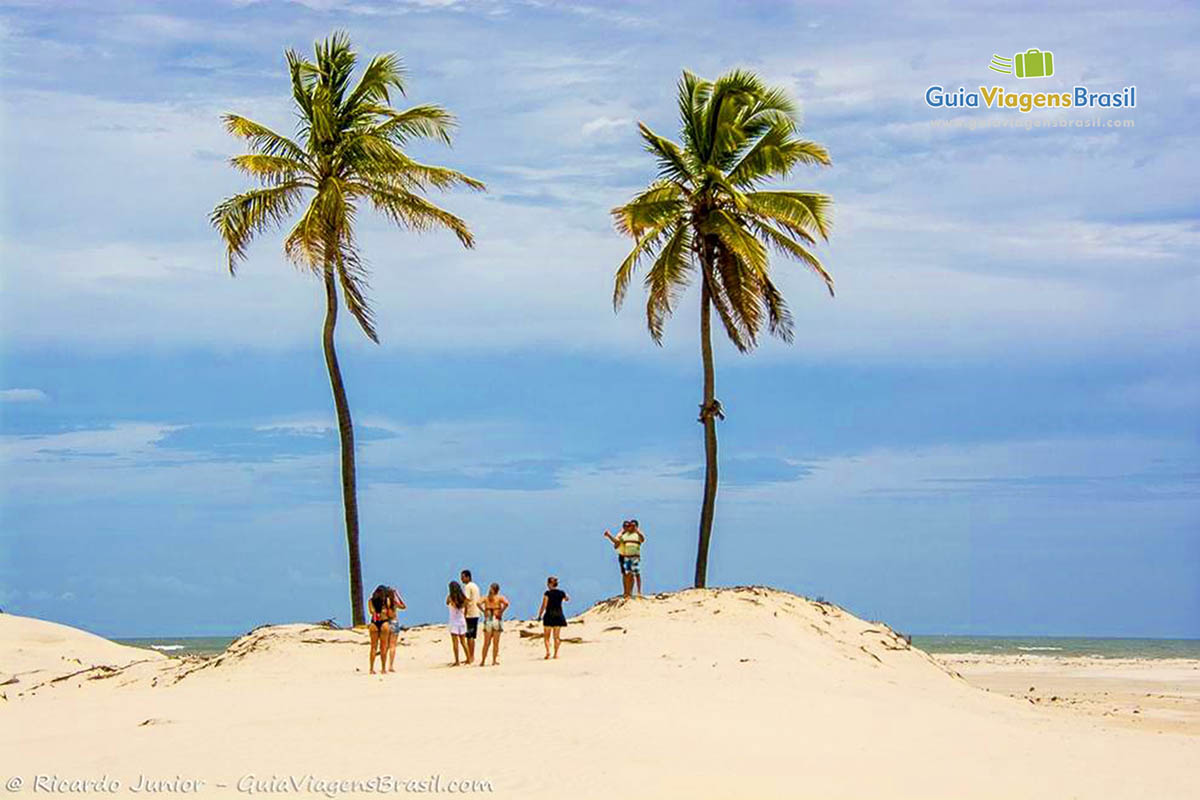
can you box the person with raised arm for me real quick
[604,519,646,598]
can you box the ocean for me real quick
[115,634,1200,660]
[116,637,236,657]
[912,635,1200,659]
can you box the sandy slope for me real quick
[1,588,1195,799]
[0,612,164,688]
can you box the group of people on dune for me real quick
[365,520,647,673]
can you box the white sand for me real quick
[0,612,163,688]
[1,588,1195,799]
[939,652,1200,735]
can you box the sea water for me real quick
[912,635,1200,659]
[116,637,236,657]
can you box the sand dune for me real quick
[0,612,164,689]
[2,588,1195,799]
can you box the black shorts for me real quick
[465,616,479,639]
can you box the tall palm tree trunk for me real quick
[321,266,365,626]
[695,277,719,588]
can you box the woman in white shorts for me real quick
[446,581,468,666]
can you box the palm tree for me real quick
[211,33,483,625]
[611,69,834,588]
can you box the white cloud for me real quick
[559,435,1199,512]
[0,388,47,403]
[581,115,632,136]
[0,3,1196,368]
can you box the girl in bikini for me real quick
[368,585,394,675]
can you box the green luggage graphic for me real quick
[1014,48,1054,79]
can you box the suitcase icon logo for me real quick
[988,49,1055,79]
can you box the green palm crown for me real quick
[211,32,484,342]
[612,69,833,351]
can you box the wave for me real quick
[1016,646,1063,651]
[149,644,185,651]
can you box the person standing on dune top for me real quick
[603,520,631,592]
[604,519,646,598]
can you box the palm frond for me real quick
[702,261,755,353]
[314,30,357,111]
[344,53,406,114]
[738,86,799,142]
[760,274,795,342]
[287,49,315,125]
[676,70,710,157]
[611,180,687,238]
[644,223,693,343]
[638,123,692,185]
[612,218,676,311]
[358,181,474,247]
[222,115,310,163]
[728,132,829,187]
[701,69,764,163]
[342,135,484,191]
[745,190,832,240]
[368,104,457,146]
[229,154,312,187]
[704,209,768,276]
[749,219,834,296]
[283,194,329,272]
[334,241,377,342]
[210,182,306,273]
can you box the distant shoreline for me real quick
[913,635,1200,659]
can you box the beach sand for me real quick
[938,652,1200,735]
[2,587,1196,799]
[0,612,165,688]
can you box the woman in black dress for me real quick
[536,576,569,660]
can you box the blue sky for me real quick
[1,0,1197,638]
